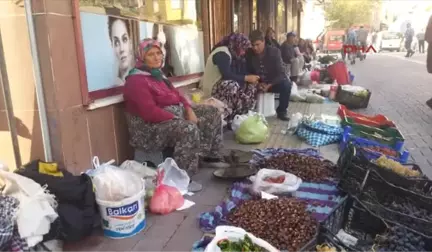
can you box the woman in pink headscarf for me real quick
[123,39,228,192]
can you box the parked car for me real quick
[379,31,401,52]
[323,30,345,53]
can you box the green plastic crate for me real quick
[343,123,405,150]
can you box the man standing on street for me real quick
[417,29,426,54]
[281,32,300,82]
[246,30,292,121]
[357,26,369,48]
[342,28,357,63]
[405,23,415,57]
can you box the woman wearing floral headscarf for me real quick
[200,33,260,126]
[124,38,229,192]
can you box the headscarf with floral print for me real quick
[134,38,166,81]
[212,33,251,75]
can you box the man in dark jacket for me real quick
[280,32,299,82]
[246,30,292,121]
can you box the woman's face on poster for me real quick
[110,19,132,73]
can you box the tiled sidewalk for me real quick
[64,102,340,252]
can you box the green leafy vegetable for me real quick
[216,235,268,252]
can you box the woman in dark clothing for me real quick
[201,33,260,124]
[298,38,312,63]
[265,27,281,49]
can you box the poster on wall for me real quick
[79,0,201,28]
[80,12,136,91]
[138,21,205,78]
[79,12,204,92]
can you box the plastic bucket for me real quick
[96,181,146,239]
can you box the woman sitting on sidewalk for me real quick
[123,39,229,192]
[201,33,260,126]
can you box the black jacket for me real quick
[245,46,287,85]
[280,41,296,64]
[265,37,281,49]
[17,160,99,242]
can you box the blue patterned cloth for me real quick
[0,196,28,252]
[296,120,343,147]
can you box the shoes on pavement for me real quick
[277,113,290,121]
[426,98,432,109]
[188,181,203,192]
[200,157,230,169]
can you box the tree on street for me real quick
[323,0,376,29]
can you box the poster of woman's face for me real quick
[108,16,134,82]
[80,12,137,92]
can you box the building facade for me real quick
[0,0,303,174]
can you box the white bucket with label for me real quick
[96,181,146,239]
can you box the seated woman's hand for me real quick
[244,75,260,84]
[185,107,198,124]
[258,83,272,92]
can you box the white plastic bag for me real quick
[157,158,190,195]
[299,71,312,86]
[290,82,306,102]
[232,111,257,132]
[120,160,157,191]
[287,112,304,132]
[249,168,302,194]
[91,157,143,201]
[0,161,8,171]
[232,114,248,132]
[320,114,341,126]
[204,226,279,252]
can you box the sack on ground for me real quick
[249,168,302,194]
[305,93,325,103]
[290,82,306,102]
[91,157,142,201]
[149,169,184,215]
[157,158,190,195]
[296,120,343,147]
[235,114,269,144]
[204,226,279,252]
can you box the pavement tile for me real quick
[350,53,432,176]
[163,204,215,251]
[63,230,105,251]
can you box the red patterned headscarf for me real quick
[212,33,251,59]
[212,33,251,75]
[135,38,164,69]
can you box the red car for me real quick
[323,30,345,53]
